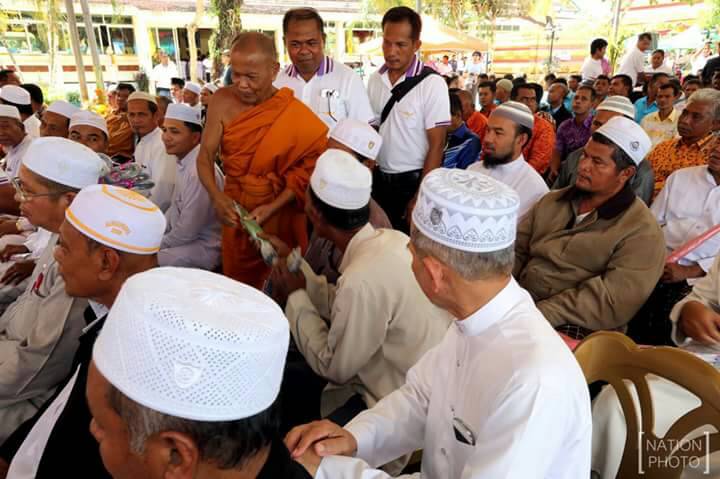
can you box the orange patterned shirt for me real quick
[648,133,715,198]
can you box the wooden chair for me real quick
[575,332,720,478]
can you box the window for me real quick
[110,28,135,54]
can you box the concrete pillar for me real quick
[335,21,345,61]
[133,14,154,93]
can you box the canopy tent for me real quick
[356,15,488,55]
[658,26,704,50]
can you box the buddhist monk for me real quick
[198,32,327,289]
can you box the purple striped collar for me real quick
[285,56,334,79]
[378,55,423,78]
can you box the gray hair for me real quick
[410,228,514,281]
[686,88,720,121]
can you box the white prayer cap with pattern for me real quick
[0,85,30,105]
[65,184,166,254]
[70,110,109,137]
[597,95,635,119]
[127,91,157,105]
[202,83,219,94]
[412,168,520,253]
[490,101,534,129]
[594,116,651,166]
[46,100,80,120]
[22,137,105,189]
[329,119,383,161]
[184,82,202,95]
[92,267,290,421]
[165,103,202,126]
[311,149,371,210]
[0,105,20,121]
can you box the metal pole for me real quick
[548,29,555,73]
[78,0,105,93]
[64,0,89,102]
[416,0,421,13]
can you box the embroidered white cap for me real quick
[412,168,520,253]
[46,100,80,120]
[0,85,31,105]
[329,119,383,161]
[65,184,166,254]
[490,101,534,129]
[92,267,290,421]
[310,149,372,210]
[127,91,157,105]
[597,95,636,119]
[496,79,513,94]
[69,110,109,137]
[22,137,105,189]
[0,105,20,121]
[164,103,202,126]
[202,83,219,94]
[594,116,651,165]
[184,82,202,95]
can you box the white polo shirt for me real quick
[274,56,374,130]
[368,57,451,174]
[618,47,646,86]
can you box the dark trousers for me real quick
[372,169,422,234]
[627,280,692,346]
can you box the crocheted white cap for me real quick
[184,82,202,95]
[93,267,290,421]
[412,168,519,253]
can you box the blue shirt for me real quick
[443,123,482,169]
[634,96,658,123]
[564,91,575,111]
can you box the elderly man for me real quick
[641,81,681,148]
[453,88,487,140]
[634,72,670,123]
[618,32,652,87]
[511,83,556,174]
[85,267,311,479]
[198,32,326,289]
[469,101,548,219]
[127,92,177,212]
[0,184,165,479]
[515,117,665,339]
[495,78,513,104]
[159,104,223,270]
[0,138,104,442]
[105,83,135,161]
[648,88,720,197]
[39,101,78,138]
[182,81,201,109]
[69,111,109,154]
[285,168,592,478]
[274,8,374,130]
[549,85,595,179]
[0,87,38,140]
[270,150,448,433]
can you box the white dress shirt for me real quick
[316,278,592,479]
[23,115,40,139]
[274,57,374,131]
[3,135,33,182]
[651,166,720,274]
[134,127,177,212]
[367,57,451,173]
[159,144,223,271]
[618,47,647,85]
[151,62,179,89]
[286,224,450,415]
[468,154,549,219]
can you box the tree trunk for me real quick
[210,0,243,82]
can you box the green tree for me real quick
[209,0,243,81]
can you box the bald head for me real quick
[231,32,278,62]
[228,32,281,106]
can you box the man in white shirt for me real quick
[181,81,201,109]
[285,168,592,479]
[367,7,450,232]
[469,101,548,219]
[618,32,653,87]
[159,104,222,270]
[0,86,39,140]
[275,9,374,131]
[641,81,680,148]
[150,50,178,97]
[581,38,609,82]
[127,92,177,212]
[645,49,674,75]
[0,106,32,184]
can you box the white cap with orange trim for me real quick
[65,184,167,255]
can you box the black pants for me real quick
[627,280,692,346]
[372,169,422,234]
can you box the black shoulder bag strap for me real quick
[380,66,438,125]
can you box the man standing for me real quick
[274,8,374,130]
[469,102,548,219]
[549,85,595,179]
[641,81,680,148]
[0,86,39,139]
[443,91,481,169]
[150,50,178,97]
[477,81,497,118]
[285,169,592,479]
[511,83,556,174]
[105,83,135,162]
[618,32,653,87]
[366,7,449,232]
[645,49,673,75]
[68,111,109,154]
[546,82,573,126]
[159,104,223,270]
[198,32,326,289]
[634,72,669,123]
[39,101,78,138]
[127,92,177,212]
[515,117,665,339]
[581,38,610,81]
[181,81,202,109]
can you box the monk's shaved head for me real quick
[230,32,278,62]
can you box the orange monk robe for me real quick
[221,88,327,289]
[105,110,134,159]
[466,111,488,144]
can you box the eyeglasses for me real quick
[11,177,66,202]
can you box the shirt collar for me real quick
[339,223,375,273]
[139,127,162,144]
[673,132,714,151]
[379,55,423,78]
[285,56,334,79]
[560,182,636,220]
[9,134,30,153]
[178,144,201,169]
[455,277,527,337]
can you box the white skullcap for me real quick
[597,95,635,119]
[22,137,104,188]
[107,84,118,93]
[496,79,513,93]
[594,116,651,166]
[329,119,383,161]
[202,83,218,94]
[92,267,290,421]
[311,149,371,210]
[46,100,80,120]
[69,110,109,137]
[412,168,520,253]
[0,85,30,105]
[490,101,534,129]
[65,184,166,254]
[127,91,157,105]
[165,103,202,126]
[184,82,201,95]
[0,105,20,121]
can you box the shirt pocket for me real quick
[395,104,420,129]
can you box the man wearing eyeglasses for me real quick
[0,137,105,443]
[274,8,374,131]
